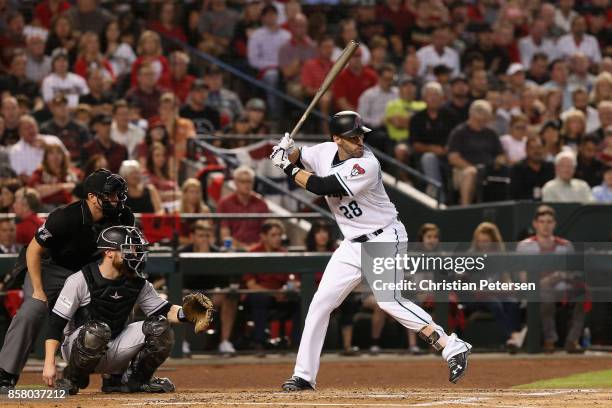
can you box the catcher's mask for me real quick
[97,226,149,278]
[83,169,128,218]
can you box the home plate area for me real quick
[4,354,612,408]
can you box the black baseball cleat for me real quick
[0,369,18,394]
[101,374,124,393]
[127,377,176,393]
[55,378,80,395]
[282,376,314,392]
[448,350,470,384]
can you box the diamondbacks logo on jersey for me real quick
[37,225,52,241]
[350,164,365,177]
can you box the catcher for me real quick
[41,225,213,395]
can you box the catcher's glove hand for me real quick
[182,292,215,333]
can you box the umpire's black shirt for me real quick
[34,200,135,271]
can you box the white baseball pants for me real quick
[293,220,470,387]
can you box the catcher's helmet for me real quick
[83,169,128,218]
[329,111,371,140]
[97,226,149,278]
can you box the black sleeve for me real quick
[119,208,136,227]
[305,174,347,196]
[35,208,69,248]
[149,302,172,318]
[46,313,69,341]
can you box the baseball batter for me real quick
[42,226,214,395]
[270,111,471,391]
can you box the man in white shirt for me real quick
[416,24,460,82]
[554,0,578,34]
[9,116,51,178]
[542,150,593,202]
[518,19,557,68]
[41,49,89,108]
[110,100,144,159]
[557,15,602,65]
[247,5,291,118]
[357,64,398,129]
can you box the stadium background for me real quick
[0,0,612,405]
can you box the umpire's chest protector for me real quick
[76,263,146,339]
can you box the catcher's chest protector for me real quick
[75,263,146,339]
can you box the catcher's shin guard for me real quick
[126,315,174,391]
[62,320,111,394]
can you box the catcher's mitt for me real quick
[182,292,214,333]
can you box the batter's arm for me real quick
[26,238,47,303]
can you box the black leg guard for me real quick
[60,320,111,394]
[126,315,175,392]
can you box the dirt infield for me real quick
[4,353,612,407]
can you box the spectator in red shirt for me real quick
[301,35,334,131]
[28,144,79,210]
[217,165,269,249]
[130,30,170,89]
[13,187,43,246]
[0,11,25,70]
[332,49,378,111]
[82,114,128,173]
[125,63,166,121]
[148,0,187,44]
[33,0,71,29]
[167,51,195,104]
[73,31,114,81]
[245,220,299,354]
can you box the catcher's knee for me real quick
[78,320,111,353]
[142,315,174,352]
[418,324,444,352]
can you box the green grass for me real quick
[515,369,612,389]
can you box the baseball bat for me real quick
[287,40,360,139]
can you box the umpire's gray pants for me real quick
[61,322,146,375]
[0,261,74,375]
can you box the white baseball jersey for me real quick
[299,142,398,240]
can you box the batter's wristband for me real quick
[283,163,299,180]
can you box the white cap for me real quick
[506,63,525,76]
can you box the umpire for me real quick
[0,169,134,393]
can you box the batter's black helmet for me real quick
[83,169,128,218]
[329,111,371,140]
[97,226,149,278]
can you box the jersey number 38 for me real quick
[339,201,362,219]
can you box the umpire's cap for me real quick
[329,111,371,140]
[84,169,127,197]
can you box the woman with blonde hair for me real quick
[179,178,211,214]
[590,72,612,106]
[74,31,114,80]
[469,222,525,353]
[560,109,586,150]
[28,144,79,209]
[470,221,505,253]
[178,178,211,244]
[130,30,170,88]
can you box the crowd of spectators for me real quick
[0,0,610,213]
